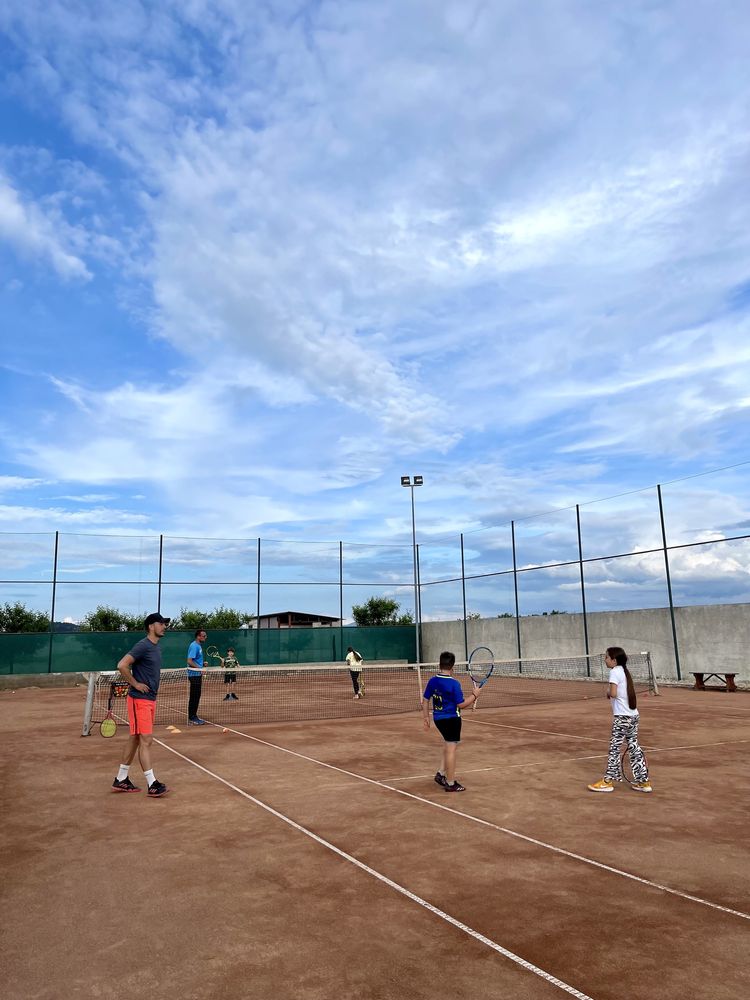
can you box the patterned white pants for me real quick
[605,714,649,782]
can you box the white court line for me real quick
[383,753,607,782]
[382,737,750,783]
[469,718,610,744]
[154,738,595,1000]
[469,720,750,755]
[205,723,750,922]
[647,739,750,752]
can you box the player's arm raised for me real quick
[458,683,482,710]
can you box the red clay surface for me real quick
[2,684,749,1000]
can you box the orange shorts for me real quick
[127,696,156,735]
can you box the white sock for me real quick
[144,769,156,786]
[117,765,130,781]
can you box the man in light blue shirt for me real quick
[187,628,207,724]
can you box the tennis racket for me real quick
[620,747,649,787]
[206,645,224,665]
[467,646,495,711]
[100,680,129,737]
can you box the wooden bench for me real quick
[692,672,737,693]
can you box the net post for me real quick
[81,672,96,736]
[416,663,424,706]
[643,651,659,695]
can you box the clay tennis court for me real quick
[2,683,748,1000]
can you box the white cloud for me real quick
[1,0,749,623]
[0,175,91,279]
[0,503,149,527]
[0,475,48,492]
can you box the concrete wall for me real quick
[421,603,750,679]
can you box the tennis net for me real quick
[434,650,657,709]
[81,652,656,734]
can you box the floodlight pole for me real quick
[401,476,423,664]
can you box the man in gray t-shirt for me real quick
[125,635,162,701]
[110,612,170,797]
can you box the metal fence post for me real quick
[47,530,59,674]
[416,543,422,663]
[460,533,468,662]
[576,505,590,670]
[255,538,261,666]
[511,521,522,668]
[157,534,164,613]
[657,484,682,680]
[339,540,344,662]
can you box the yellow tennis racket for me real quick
[100,680,129,737]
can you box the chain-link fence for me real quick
[1,468,748,676]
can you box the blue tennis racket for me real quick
[468,646,495,710]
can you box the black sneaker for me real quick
[223,694,231,700]
[231,693,239,700]
[112,776,140,793]
[444,781,466,793]
[148,780,169,797]
[434,771,448,788]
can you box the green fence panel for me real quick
[0,632,51,674]
[0,625,417,674]
[340,626,417,663]
[49,631,138,673]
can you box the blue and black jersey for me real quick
[423,674,464,719]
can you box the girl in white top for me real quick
[345,646,365,699]
[588,646,652,793]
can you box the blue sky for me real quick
[1,1,749,623]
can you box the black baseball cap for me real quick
[144,612,171,628]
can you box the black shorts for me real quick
[223,673,237,684]
[434,716,461,743]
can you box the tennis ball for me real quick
[222,728,228,733]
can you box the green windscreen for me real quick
[0,625,417,674]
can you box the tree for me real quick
[0,601,50,633]
[466,611,482,621]
[79,605,141,632]
[207,605,255,629]
[351,596,414,626]
[497,612,514,618]
[170,606,254,630]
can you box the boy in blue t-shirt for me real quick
[422,651,481,792]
